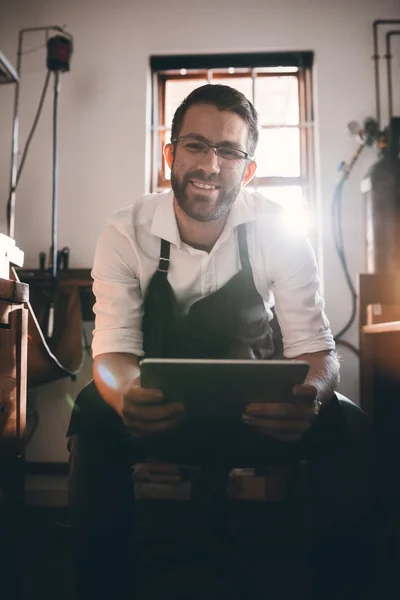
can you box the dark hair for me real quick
[170,84,259,158]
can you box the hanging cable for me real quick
[335,339,360,356]
[16,69,51,187]
[332,178,357,339]
[7,70,51,229]
[332,145,364,348]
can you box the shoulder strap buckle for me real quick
[157,257,170,273]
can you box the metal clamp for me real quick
[0,233,24,279]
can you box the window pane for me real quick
[164,78,208,126]
[212,77,253,102]
[255,76,299,125]
[255,127,300,177]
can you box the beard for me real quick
[170,167,243,222]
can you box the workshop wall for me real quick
[0,0,399,462]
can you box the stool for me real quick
[134,460,314,600]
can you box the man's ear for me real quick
[241,160,257,187]
[164,143,174,170]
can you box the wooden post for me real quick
[0,234,28,599]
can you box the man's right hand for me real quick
[121,376,185,437]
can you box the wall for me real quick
[0,0,399,463]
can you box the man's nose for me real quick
[197,147,221,173]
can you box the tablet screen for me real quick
[140,359,309,422]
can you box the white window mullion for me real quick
[251,68,256,106]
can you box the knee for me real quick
[67,432,105,490]
[67,433,105,519]
[335,392,372,441]
[67,432,135,533]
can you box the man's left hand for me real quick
[242,383,320,443]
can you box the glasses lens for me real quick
[218,147,246,161]
[180,138,208,153]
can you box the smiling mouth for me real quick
[190,180,219,191]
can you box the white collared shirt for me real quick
[91,189,335,359]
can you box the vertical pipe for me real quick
[386,32,393,123]
[51,70,60,281]
[7,30,24,239]
[386,31,400,124]
[373,21,400,131]
[373,21,380,130]
[47,69,61,340]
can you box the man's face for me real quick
[166,104,256,222]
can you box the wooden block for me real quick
[366,303,400,325]
[227,465,290,502]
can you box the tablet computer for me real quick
[140,359,310,422]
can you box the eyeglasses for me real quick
[172,136,253,163]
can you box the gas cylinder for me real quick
[362,119,400,273]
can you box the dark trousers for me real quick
[67,396,376,600]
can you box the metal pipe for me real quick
[372,20,400,131]
[51,70,60,281]
[386,31,400,123]
[7,25,72,238]
[7,30,23,238]
[47,68,62,340]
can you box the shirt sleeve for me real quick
[91,220,144,358]
[269,230,335,359]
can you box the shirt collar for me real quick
[150,190,183,248]
[150,187,256,247]
[224,188,255,232]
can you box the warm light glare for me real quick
[97,365,118,390]
[281,204,311,233]
[246,185,310,233]
[228,67,235,74]
[180,68,187,76]
[64,394,75,409]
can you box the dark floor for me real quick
[1,497,396,600]
[21,501,313,600]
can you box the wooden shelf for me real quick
[17,268,92,287]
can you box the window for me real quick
[150,53,315,233]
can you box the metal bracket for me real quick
[0,234,24,280]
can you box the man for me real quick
[67,85,374,599]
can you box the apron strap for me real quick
[142,238,177,357]
[237,223,252,275]
[158,239,171,274]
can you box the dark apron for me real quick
[141,222,282,360]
